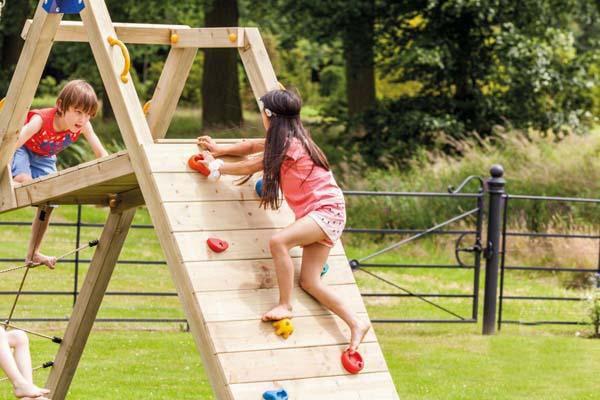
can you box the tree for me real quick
[0,0,34,93]
[201,0,243,130]
[249,0,377,119]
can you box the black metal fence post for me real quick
[482,165,506,335]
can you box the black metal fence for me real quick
[0,164,598,333]
[498,194,600,329]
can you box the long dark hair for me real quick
[260,89,330,210]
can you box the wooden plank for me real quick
[145,143,251,172]
[171,27,244,48]
[154,173,261,202]
[185,255,354,292]
[21,20,190,44]
[45,207,137,400]
[0,166,16,211]
[147,47,197,139]
[155,138,259,144]
[219,342,389,384]
[81,3,232,398]
[238,28,279,105]
[14,154,135,207]
[208,313,376,354]
[0,2,62,185]
[174,229,346,262]
[165,201,294,231]
[195,284,365,323]
[229,372,399,400]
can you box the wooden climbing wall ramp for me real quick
[144,139,399,400]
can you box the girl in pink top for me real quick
[199,89,370,352]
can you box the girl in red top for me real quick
[199,89,370,352]
[11,80,108,268]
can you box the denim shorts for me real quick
[11,146,57,179]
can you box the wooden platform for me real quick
[143,141,399,399]
[0,150,137,212]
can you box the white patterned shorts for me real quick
[308,203,346,248]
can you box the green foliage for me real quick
[339,127,600,237]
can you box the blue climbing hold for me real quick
[42,0,85,14]
[320,262,329,277]
[262,389,288,400]
[255,177,263,197]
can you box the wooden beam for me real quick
[21,20,190,44]
[0,2,62,188]
[45,207,136,400]
[81,1,231,398]
[109,188,145,212]
[0,166,16,210]
[171,27,244,48]
[147,47,197,139]
[10,152,135,211]
[238,28,279,104]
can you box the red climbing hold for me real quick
[341,349,364,374]
[207,237,229,253]
[188,154,210,176]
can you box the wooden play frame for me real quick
[0,1,399,399]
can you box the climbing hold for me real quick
[341,349,364,374]
[262,388,288,400]
[170,33,179,44]
[207,237,229,253]
[272,318,294,339]
[255,177,263,197]
[320,262,329,277]
[228,32,238,43]
[188,154,211,177]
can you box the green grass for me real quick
[0,205,598,399]
[1,107,598,398]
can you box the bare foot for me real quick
[261,304,293,322]
[13,381,50,398]
[29,252,57,269]
[347,319,371,352]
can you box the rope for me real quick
[3,240,99,326]
[0,240,99,274]
[1,321,62,344]
[356,265,466,320]
[0,361,54,382]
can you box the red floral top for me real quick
[23,108,81,157]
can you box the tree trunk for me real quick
[101,90,114,121]
[342,0,376,119]
[1,0,32,70]
[201,0,242,130]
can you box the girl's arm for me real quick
[198,136,264,157]
[81,122,109,158]
[15,115,43,149]
[202,151,263,176]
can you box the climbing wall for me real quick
[142,140,400,399]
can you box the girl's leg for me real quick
[0,328,47,398]
[26,205,56,269]
[299,241,371,352]
[6,330,33,383]
[262,216,330,321]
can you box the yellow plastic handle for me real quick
[0,98,5,111]
[143,100,151,115]
[107,36,131,83]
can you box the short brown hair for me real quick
[56,79,99,118]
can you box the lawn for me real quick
[0,203,598,399]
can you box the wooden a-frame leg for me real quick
[44,207,137,400]
[147,47,197,140]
